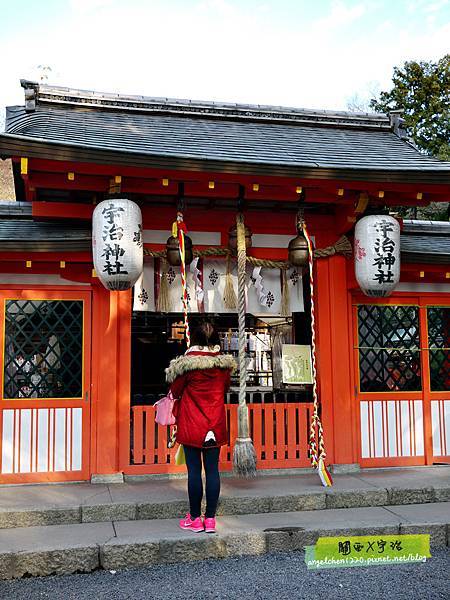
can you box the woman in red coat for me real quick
[166,321,235,533]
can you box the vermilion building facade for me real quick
[0,81,449,484]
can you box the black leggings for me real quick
[183,445,221,519]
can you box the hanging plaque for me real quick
[282,344,313,384]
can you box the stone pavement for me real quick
[0,465,448,528]
[0,465,448,579]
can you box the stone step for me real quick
[0,478,448,529]
[0,502,448,579]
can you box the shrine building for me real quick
[0,80,449,484]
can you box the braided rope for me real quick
[236,213,249,439]
[143,236,351,263]
[194,247,229,258]
[313,236,352,258]
[246,255,289,269]
[178,229,190,348]
[303,223,327,468]
[143,249,167,257]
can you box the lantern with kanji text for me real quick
[354,215,400,297]
[92,198,143,290]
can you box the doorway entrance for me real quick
[0,289,92,483]
[353,296,450,466]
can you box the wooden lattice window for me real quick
[4,300,83,399]
[427,306,450,392]
[357,305,421,392]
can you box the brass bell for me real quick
[288,230,309,267]
[166,235,193,266]
[228,224,252,254]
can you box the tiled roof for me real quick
[401,220,450,264]
[1,81,450,183]
[0,219,91,252]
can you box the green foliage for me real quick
[370,55,450,161]
[392,202,449,221]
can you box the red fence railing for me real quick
[128,403,314,473]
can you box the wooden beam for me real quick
[24,158,450,197]
[32,201,94,220]
[29,172,110,191]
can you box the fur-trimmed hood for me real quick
[165,352,237,383]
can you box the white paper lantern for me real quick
[92,198,143,291]
[355,215,400,297]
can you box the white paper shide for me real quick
[92,199,144,290]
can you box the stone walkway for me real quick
[0,465,448,579]
[0,465,449,528]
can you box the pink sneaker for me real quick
[179,513,204,533]
[204,517,216,533]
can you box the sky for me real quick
[0,0,449,124]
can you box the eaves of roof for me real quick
[2,132,450,186]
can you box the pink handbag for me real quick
[154,391,177,426]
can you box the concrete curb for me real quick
[0,485,448,529]
[1,522,448,579]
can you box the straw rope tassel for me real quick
[223,254,237,309]
[157,258,171,312]
[302,223,333,487]
[232,213,257,477]
[178,227,190,348]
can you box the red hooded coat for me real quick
[166,349,236,448]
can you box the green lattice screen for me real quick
[427,307,450,392]
[4,300,83,399]
[357,305,421,392]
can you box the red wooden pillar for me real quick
[118,290,132,473]
[315,255,356,467]
[90,285,128,479]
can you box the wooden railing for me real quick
[128,403,314,474]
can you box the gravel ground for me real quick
[0,549,448,600]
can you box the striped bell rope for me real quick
[175,217,191,348]
[302,222,333,487]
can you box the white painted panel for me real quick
[414,401,424,456]
[1,410,14,474]
[360,402,369,458]
[368,400,375,457]
[143,229,221,246]
[387,401,397,457]
[400,401,411,457]
[48,409,54,472]
[37,409,49,472]
[373,401,384,457]
[66,409,71,471]
[14,410,19,473]
[72,408,82,471]
[54,408,66,471]
[444,400,450,456]
[252,234,294,248]
[0,274,89,285]
[31,409,37,472]
[431,401,441,456]
[396,282,450,293]
[19,409,32,473]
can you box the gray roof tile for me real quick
[1,82,449,182]
[4,104,450,173]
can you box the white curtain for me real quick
[133,260,155,311]
[134,258,304,314]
